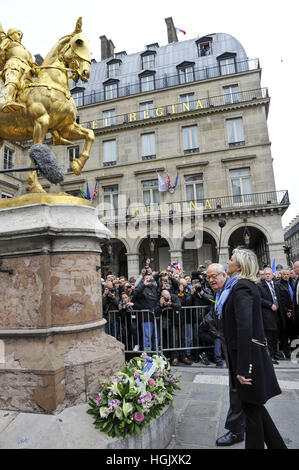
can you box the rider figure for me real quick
[0,24,35,113]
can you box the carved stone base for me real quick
[0,202,124,413]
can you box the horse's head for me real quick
[63,32,91,83]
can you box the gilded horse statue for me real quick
[0,18,94,193]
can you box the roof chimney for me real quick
[100,35,115,60]
[165,17,178,44]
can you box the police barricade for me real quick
[104,306,212,355]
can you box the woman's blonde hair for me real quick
[232,248,259,283]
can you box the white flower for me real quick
[108,381,121,396]
[115,406,123,419]
[99,407,111,419]
[122,400,134,417]
[154,356,167,370]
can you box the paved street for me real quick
[0,361,298,449]
[167,361,299,449]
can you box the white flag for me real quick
[157,173,168,192]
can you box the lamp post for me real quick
[218,219,226,262]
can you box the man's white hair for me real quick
[207,263,226,275]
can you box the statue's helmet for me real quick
[70,33,91,63]
[7,28,23,40]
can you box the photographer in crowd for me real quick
[133,273,159,351]
[118,292,140,352]
[102,281,120,339]
[154,289,186,366]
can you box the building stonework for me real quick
[1,28,290,276]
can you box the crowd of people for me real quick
[101,256,299,368]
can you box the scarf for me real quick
[288,283,294,303]
[216,276,239,319]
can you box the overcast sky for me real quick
[1,0,298,228]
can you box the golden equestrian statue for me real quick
[0,18,94,194]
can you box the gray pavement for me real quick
[0,361,298,449]
[167,361,299,449]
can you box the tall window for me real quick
[103,109,115,127]
[140,74,155,92]
[141,133,156,160]
[104,82,118,100]
[219,57,236,75]
[178,65,194,84]
[142,180,160,208]
[180,93,195,112]
[108,62,120,78]
[183,126,199,154]
[103,185,119,216]
[139,101,154,119]
[68,146,79,172]
[185,174,204,202]
[72,91,84,107]
[223,85,239,104]
[230,168,252,204]
[103,140,117,166]
[142,53,155,69]
[4,147,14,170]
[227,118,245,147]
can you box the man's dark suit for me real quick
[293,278,299,337]
[257,280,282,358]
[204,286,245,436]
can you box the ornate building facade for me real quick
[0,18,290,278]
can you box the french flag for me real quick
[175,27,186,35]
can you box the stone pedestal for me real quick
[0,200,124,414]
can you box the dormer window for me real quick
[196,36,213,57]
[103,79,119,100]
[139,71,156,92]
[71,86,85,107]
[177,61,195,84]
[217,52,237,75]
[107,59,122,78]
[141,50,156,70]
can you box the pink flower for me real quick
[145,392,152,401]
[134,371,139,378]
[148,378,155,387]
[134,412,144,423]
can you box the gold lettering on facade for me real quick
[171,104,176,114]
[155,107,163,117]
[204,199,212,210]
[143,110,150,119]
[183,102,190,112]
[129,113,137,122]
[196,100,204,109]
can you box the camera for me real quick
[109,288,116,294]
[121,301,127,309]
[163,296,170,302]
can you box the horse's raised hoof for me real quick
[71,159,82,175]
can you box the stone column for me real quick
[0,202,124,414]
[267,242,287,269]
[219,245,230,267]
[127,253,140,279]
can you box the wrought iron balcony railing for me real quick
[99,190,289,220]
[75,58,260,107]
[82,87,269,131]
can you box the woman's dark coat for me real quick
[222,278,281,405]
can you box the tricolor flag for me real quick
[93,180,99,200]
[166,171,171,189]
[175,27,186,35]
[157,173,168,192]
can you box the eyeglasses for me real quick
[206,273,222,281]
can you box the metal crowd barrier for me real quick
[104,306,212,354]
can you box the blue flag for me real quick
[271,259,276,273]
[86,182,91,200]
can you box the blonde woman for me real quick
[220,248,287,449]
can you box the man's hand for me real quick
[271,304,277,311]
